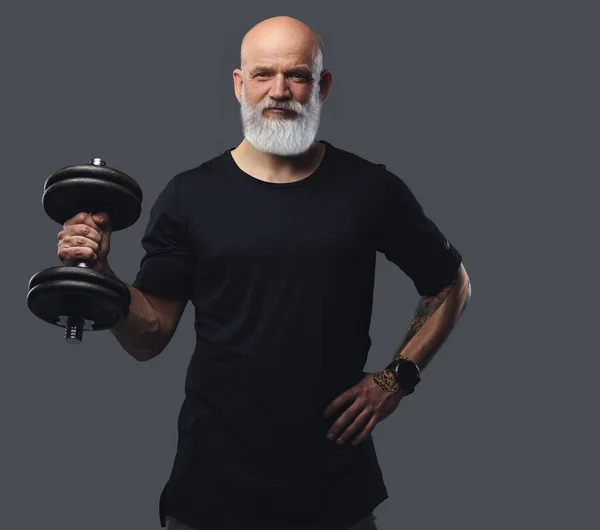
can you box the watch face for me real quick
[394,359,420,387]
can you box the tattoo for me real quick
[393,272,460,362]
[372,369,402,394]
[372,269,466,393]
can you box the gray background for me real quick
[1,1,597,529]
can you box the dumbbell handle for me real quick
[65,157,105,343]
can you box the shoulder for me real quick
[164,149,232,194]
[323,141,403,198]
[323,140,389,174]
[323,141,425,210]
[145,150,231,218]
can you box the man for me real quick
[60,15,470,530]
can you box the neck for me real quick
[231,138,324,181]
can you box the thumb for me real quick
[93,212,112,259]
[92,212,111,228]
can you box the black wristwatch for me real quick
[385,356,421,395]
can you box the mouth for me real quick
[266,108,295,115]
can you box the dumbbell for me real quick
[26,158,143,344]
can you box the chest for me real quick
[187,186,378,269]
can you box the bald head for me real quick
[240,16,324,75]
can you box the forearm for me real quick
[395,263,470,369]
[374,263,471,391]
[110,283,163,362]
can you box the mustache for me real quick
[260,100,303,112]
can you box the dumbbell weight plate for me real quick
[43,163,143,231]
[27,266,131,330]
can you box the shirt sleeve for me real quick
[375,166,463,296]
[131,175,194,301]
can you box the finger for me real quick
[93,212,112,231]
[326,402,363,441]
[58,245,97,264]
[63,212,99,230]
[350,415,379,446]
[91,213,112,256]
[59,223,102,245]
[324,387,360,418]
[335,409,373,445]
[60,234,100,254]
[98,222,112,254]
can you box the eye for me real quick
[291,73,311,81]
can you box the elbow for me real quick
[128,347,160,362]
[132,335,171,362]
[124,339,167,362]
[137,343,169,362]
[136,351,159,362]
[453,263,471,312]
[460,267,472,312]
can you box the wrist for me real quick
[97,262,116,277]
[376,356,421,395]
[373,369,403,394]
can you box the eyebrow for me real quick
[249,65,313,75]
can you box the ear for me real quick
[233,69,243,104]
[319,69,333,102]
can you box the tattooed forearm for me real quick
[392,271,461,365]
[372,266,470,394]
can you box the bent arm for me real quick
[391,262,471,371]
[110,285,186,362]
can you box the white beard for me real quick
[240,80,323,156]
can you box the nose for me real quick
[269,73,291,100]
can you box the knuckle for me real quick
[64,213,83,227]
[73,247,92,259]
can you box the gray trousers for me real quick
[165,512,378,530]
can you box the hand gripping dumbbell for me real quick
[26,158,143,344]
